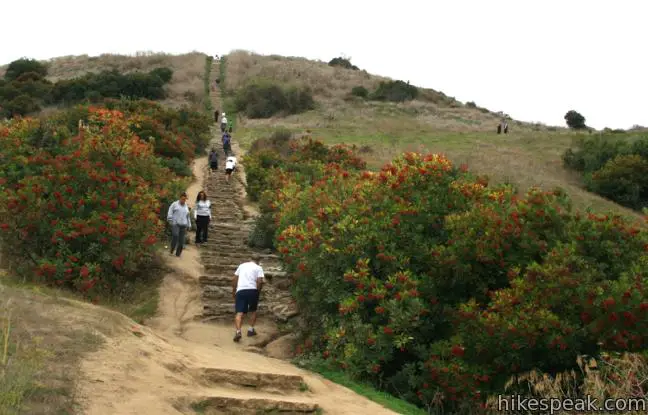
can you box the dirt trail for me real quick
[74,61,397,414]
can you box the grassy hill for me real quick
[221,50,642,221]
[0,51,208,110]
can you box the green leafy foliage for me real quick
[248,142,648,412]
[233,79,315,119]
[369,80,418,102]
[328,57,360,71]
[563,134,648,210]
[565,110,587,129]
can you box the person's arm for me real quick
[193,203,198,221]
[167,202,175,223]
[256,268,265,293]
[208,201,212,220]
[232,266,240,299]
[187,208,192,229]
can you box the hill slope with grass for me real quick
[221,50,643,221]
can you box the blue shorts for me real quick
[235,289,259,313]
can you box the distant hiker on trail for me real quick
[209,148,219,174]
[214,110,219,123]
[504,122,509,134]
[167,192,192,257]
[225,155,237,183]
[497,124,502,134]
[220,113,228,133]
[231,253,265,342]
[228,119,233,133]
[194,190,211,245]
[222,132,232,156]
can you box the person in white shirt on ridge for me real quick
[220,113,228,133]
[193,190,212,245]
[225,156,237,183]
[231,253,265,342]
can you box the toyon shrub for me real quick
[0,106,185,297]
[255,147,648,412]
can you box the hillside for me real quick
[0,51,207,110]
[222,50,642,221]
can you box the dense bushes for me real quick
[233,80,315,119]
[328,57,359,71]
[565,110,587,129]
[349,80,419,103]
[0,99,209,298]
[0,57,174,118]
[247,138,648,412]
[563,134,648,210]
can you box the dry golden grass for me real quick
[0,51,207,109]
[487,354,648,414]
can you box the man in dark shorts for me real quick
[231,253,265,342]
[222,132,231,156]
[208,148,218,174]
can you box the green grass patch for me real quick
[299,360,426,415]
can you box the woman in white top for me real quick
[194,190,212,244]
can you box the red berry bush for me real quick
[0,105,191,297]
[255,145,648,412]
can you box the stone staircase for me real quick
[198,60,298,324]
[174,367,319,414]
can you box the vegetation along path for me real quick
[73,59,397,415]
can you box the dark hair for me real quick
[251,253,261,263]
[196,191,207,202]
[180,192,187,198]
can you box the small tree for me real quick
[565,110,586,129]
[4,58,48,81]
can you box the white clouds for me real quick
[2,0,646,129]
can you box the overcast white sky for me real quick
[1,0,645,129]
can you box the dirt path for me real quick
[73,62,397,414]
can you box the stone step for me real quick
[191,368,307,393]
[202,302,298,322]
[181,392,318,414]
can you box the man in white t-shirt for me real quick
[231,253,264,342]
[220,113,228,133]
[225,156,237,183]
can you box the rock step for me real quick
[191,368,306,393]
[199,271,286,286]
[200,252,278,260]
[202,303,298,322]
[182,393,318,414]
[204,265,282,275]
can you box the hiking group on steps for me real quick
[166,115,261,343]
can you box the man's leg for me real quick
[247,290,259,336]
[170,224,179,254]
[176,225,186,256]
[203,218,209,242]
[234,290,249,342]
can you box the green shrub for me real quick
[4,94,41,117]
[4,58,48,82]
[565,110,587,129]
[160,157,193,177]
[233,80,314,119]
[0,108,184,297]
[262,150,648,412]
[465,101,477,108]
[562,134,648,210]
[588,154,648,210]
[328,57,359,70]
[369,80,418,102]
[351,86,369,98]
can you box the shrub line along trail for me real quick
[73,58,397,414]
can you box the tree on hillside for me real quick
[328,57,359,71]
[564,110,586,129]
[4,58,48,81]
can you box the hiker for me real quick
[225,155,237,183]
[214,110,219,123]
[221,113,228,133]
[228,119,233,133]
[231,253,265,342]
[194,190,211,245]
[503,121,509,134]
[209,148,219,174]
[497,124,502,134]
[167,192,192,257]
[222,132,232,156]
